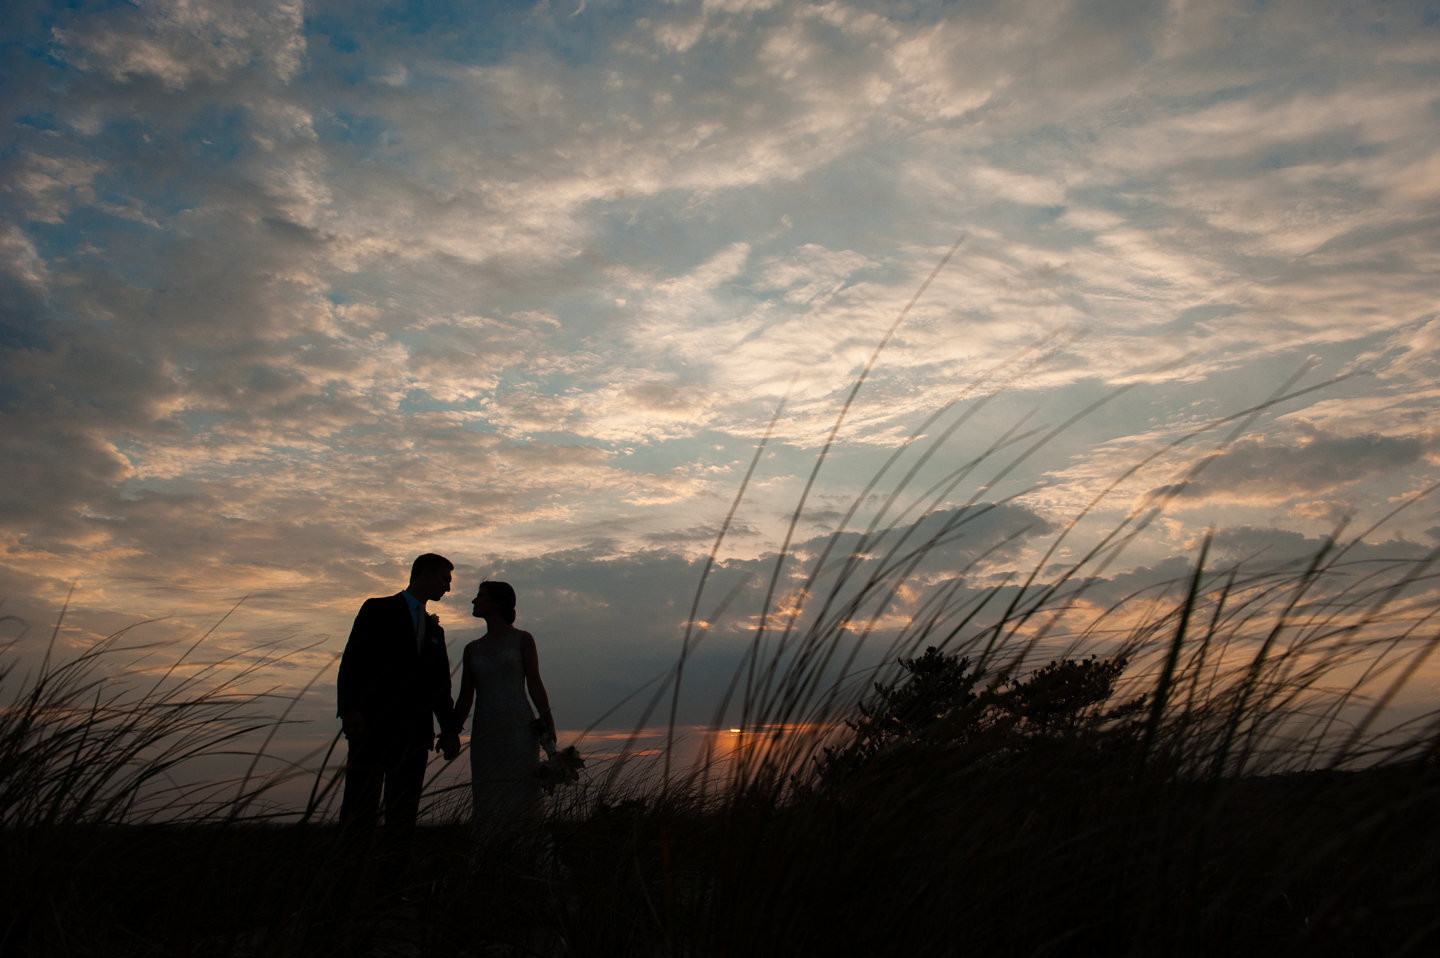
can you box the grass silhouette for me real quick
[4,248,1440,956]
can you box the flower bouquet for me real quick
[532,718,585,793]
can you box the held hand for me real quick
[531,715,557,745]
[438,730,461,761]
[341,710,367,741]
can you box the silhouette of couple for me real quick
[335,553,555,869]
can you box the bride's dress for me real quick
[464,631,541,831]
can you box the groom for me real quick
[337,553,461,866]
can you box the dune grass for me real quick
[5,252,1440,955]
[521,348,1440,957]
[7,404,1439,958]
[6,449,1440,956]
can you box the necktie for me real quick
[414,606,426,653]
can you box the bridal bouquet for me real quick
[533,719,585,793]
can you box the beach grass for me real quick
[5,417,1439,957]
[5,248,1440,954]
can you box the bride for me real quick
[447,580,556,832]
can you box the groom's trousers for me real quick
[339,730,428,877]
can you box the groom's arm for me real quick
[337,599,384,736]
[437,652,474,761]
[428,626,461,760]
[428,624,458,727]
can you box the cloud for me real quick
[757,244,875,306]
[9,154,104,223]
[1152,425,1435,506]
[1209,525,1434,573]
[52,0,305,89]
[1287,499,1352,524]
[4,0,1440,745]
[642,523,761,545]
[0,221,50,300]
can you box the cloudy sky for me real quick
[3,0,1439,775]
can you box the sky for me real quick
[3,0,1440,789]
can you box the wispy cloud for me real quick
[2,0,1439,734]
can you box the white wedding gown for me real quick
[464,632,542,832]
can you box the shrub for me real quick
[811,649,1147,788]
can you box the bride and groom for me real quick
[335,553,556,857]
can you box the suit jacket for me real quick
[336,593,456,746]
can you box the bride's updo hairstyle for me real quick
[480,580,518,624]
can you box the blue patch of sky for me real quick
[613,431,753,475]
[177,104,251,163]
[315,108,391,147]
[589,195,749,275]
[1255,129,1381,172]
[660,22,789,78]
[2,1,85,47]
[937,384,1162,481]
[1335,0,1440,34]
[190,107,309,191]
[486,433,601,458]
[1153,84,1262,115]
[28,148,202,263]
[1161,304,1242,334]
[306,0,615,72]
[16,247,144,334]
[9,109,60,135]
[1058,184,1161,230]
[12,107,262,247]
[175,411,227,433]
[399,390,479,416]
[1307,213,1440,258]
[117,477,206,501]
[789,182,903,255]
[302,45,368,88]
[1147,355,1352,435]
[306,10,362,54]
[868,0,972,28]
[966,200,1075,247]
[457,418,501,436]
[973,121,1089,169]
[378,0,492,37]
[0,300,47,361]
[38,202,157,250]
[518,0,615,69]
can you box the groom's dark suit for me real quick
[336,592,456,845]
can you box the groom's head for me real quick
[408,553,454,602]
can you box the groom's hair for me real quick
[410,553,454,579]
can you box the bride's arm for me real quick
[449,648,474,734]
[521,632,556,740]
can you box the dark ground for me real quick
[6,758,1437,957]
